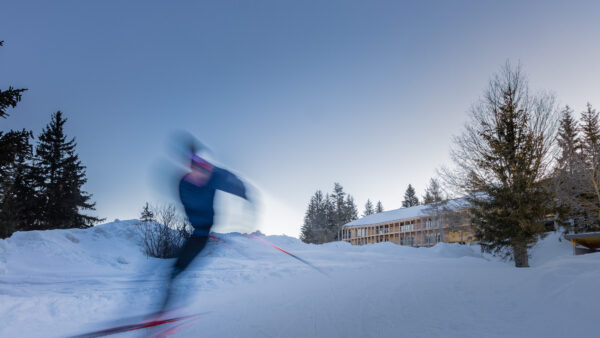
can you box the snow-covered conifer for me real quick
[363,199,374,216]
[402,184,419,207]
[376,201,384,213]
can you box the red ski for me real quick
[147,315,204,338]
[69,312,207,338]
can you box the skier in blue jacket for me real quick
[159,153,249,312]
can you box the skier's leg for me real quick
[159,235,209,311]
[170,235,209,279]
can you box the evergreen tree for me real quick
[402,184,419,207]
[363,199,374,216]
[557,106,582,171]
[376,201,384,213]
[0,41,27,119]
[140,202,155,223]
[552,105,586,233]
[447,62,556,267]
[35,111,101,229]
[0,130,37,238]
[581,103,600,154]
[423,178,443,204]
[324,193,337,242]
[579,103,600,230]
[345,195,358,222]
[0,40,32,238]
[301,190,327,244]
[330,183,346,239]
[331,183,346,224]
[301,183,358,243]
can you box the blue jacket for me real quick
[179,167,247,236]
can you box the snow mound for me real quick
[1,222,599,338]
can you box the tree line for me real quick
[300,183,358,244]
[0,40,100,239]
[301,178,448,244]
[553,104,600,233]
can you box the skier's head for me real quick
[190,154,213,172]
[188,154,213,185]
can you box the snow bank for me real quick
[0,221,599,338]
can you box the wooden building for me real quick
[341,198,476,247]
[565,232,600,255]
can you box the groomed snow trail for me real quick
[0,220,598,337]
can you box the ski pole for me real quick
[209,234,250,258]
[243,234,328,276]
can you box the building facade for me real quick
[341,199,476,247]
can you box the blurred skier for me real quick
[158,152,249,313]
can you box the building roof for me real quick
[565,232,600,250]
[343,198,469,228]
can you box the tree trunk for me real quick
[513,242,529,267]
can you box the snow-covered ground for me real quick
[1,220,598,338]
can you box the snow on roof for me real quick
[344,198,469,227]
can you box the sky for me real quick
[1,0,599,237]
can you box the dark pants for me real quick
[160,235,209,311]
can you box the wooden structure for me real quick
[565,232,600,255]
[341,199,476,247]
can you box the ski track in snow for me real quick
[0,220,598,338]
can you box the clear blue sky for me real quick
[2,1,599,237]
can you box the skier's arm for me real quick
[214,168,248,200]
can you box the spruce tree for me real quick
[0,130,37,238]
[0,86,27,119]
[557,106,582,171]
[579,103,600,230]
[345,195,358,222]
[553,105,586,233]
[35,111,101,229]
[330,183,346,240]
[447,63,555,267]
[324,193,337,242]
[331,183,346,224]
[376,201,384,213]
[402,184,419,207]
[0,41,27,119]
[301,190,328,244]
[363,199,374,216]
[0,40,32,238]
[423,178,443,205]
[302,184,358,243]
[140,202,155,223]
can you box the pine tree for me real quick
[447,63,555,267]
[579,103,600,230]
[324,193,337,242]
[140,202,155,223]
[345,195,358,222]
[35,111,101,229]
[423,178,443,204]
[330,183,346,240]
[557,106,582,171]
[0,41,27,119]
[376,201,384,213]
[363,199,374,216]
[301,190,328,244]
[402,184,419,207]
[302,184,358,243]
[0,87,27,119]
[0,40,32,238]
[553,105,586,233]
[0,130,37,238]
